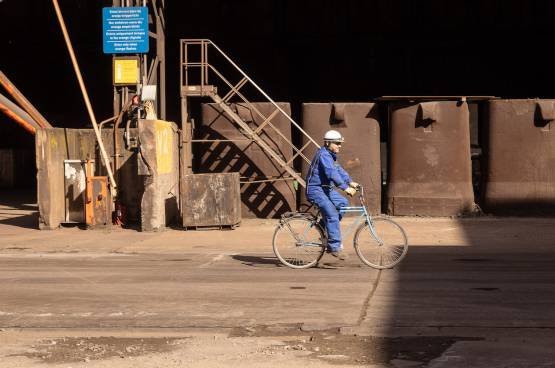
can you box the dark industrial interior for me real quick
[2,0,554,190]
[2,3,555,365]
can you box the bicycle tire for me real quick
[273,215,326,269]
[354,216,408,269]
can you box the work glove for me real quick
[344,187,357,197]
[349,182,360,189]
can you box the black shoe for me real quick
[329,250,346,261]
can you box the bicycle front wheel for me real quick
[273,216,326,269]
[354,217,408,269]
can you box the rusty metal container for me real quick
[85,175,111,228]
[301,103,381,214]
[483,99,555,215]
[181,172,241,229]
[387,101,475,216]
[196,102,295,218]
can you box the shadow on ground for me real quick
[234,218,555,367]
[231,254,282,267]
[0,190,38,230]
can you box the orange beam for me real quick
[0,101,37,134]
[0,69,52,128]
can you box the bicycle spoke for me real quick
[273,216,325,269]
[274,189,407,270]
[354,217,408,269]
[283,221,302,243]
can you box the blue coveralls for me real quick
[306,147,352,252]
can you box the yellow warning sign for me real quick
[113,58,139,85]
[155,120,173,174]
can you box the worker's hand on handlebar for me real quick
[349,182,360,189]
[344,187,357,197]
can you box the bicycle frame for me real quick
[338,206,370,239]
[274,185,408,269]
[300,186,384,247]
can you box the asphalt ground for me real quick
[1,191,555,367]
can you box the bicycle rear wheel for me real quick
[354,217,408,269]
[273,215,326,269]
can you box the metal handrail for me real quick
[206,64,310,164]
[181,39,321,152]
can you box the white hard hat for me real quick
[323,130,344,143]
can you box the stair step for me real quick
[181,85,217,97]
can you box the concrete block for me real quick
[138,120,180,232]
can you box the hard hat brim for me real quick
[324,138,345,143]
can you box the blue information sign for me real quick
[103,7,149,54]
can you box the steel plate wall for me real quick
[387,101,475,216]
[301,103,381,214]
[483,99,555,215]
[197,102,295,218]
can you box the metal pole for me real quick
[51,0,117,197]
[0,101,37,134]
[0,69,52,128]
[156,10,166,119]
[0,92,41,131]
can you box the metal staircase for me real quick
[180,39,320,188]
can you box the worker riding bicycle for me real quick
[306,130,359,261]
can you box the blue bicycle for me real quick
[273,186,408,269]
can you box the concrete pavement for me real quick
[1,191,555,367]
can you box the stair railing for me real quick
[180,39,322,188]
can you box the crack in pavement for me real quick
[356,269,382,326]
